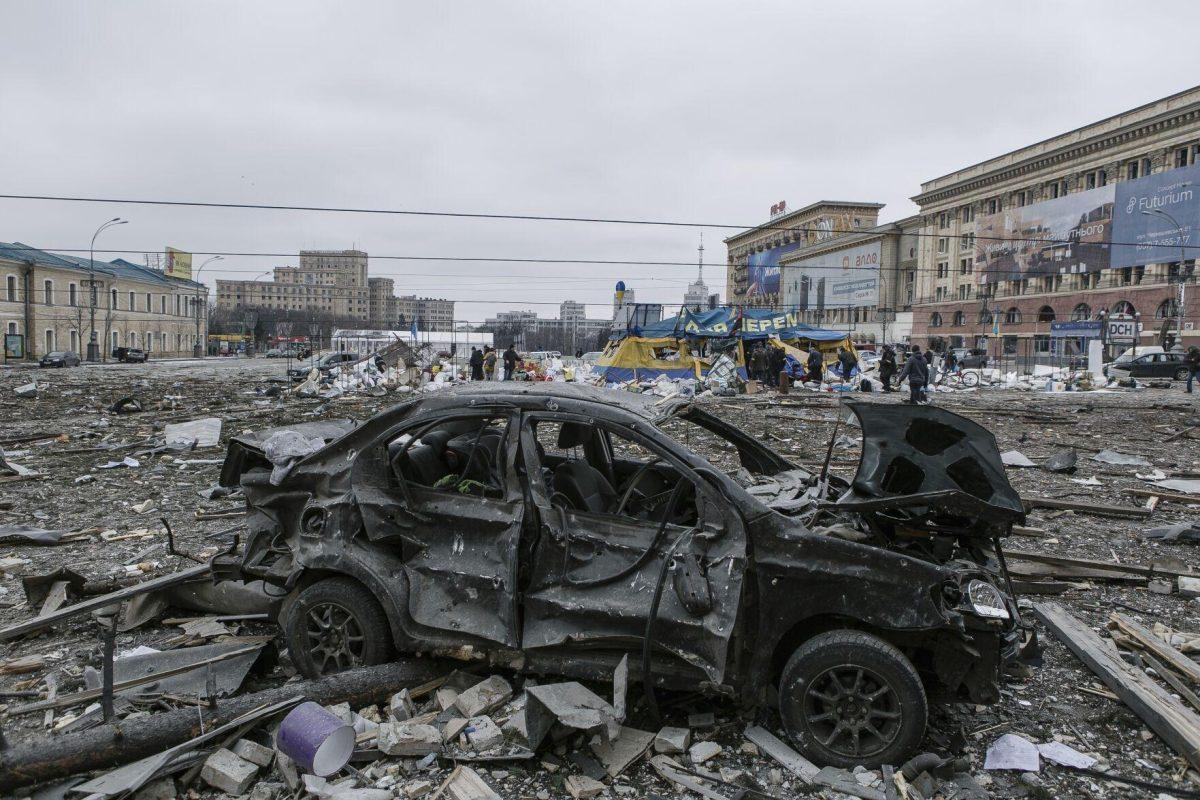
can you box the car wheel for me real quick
[281,577,393,678]
[778,630,927,768]
[1175,368,1189,381]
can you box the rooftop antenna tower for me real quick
[697,232,704,284]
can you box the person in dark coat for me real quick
[879,345,897,392]
[898,346,929,404]
[806,347,824,384]
[767,343,785,388]
[1186,346,1200,394]
[503,344,519,381]
[468,346,484,381]
[750,345,769,384]
[837,347,858,381]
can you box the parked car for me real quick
[112,347,148,363]
[218,384,1028,767]
[39,350,81,368]
[286,351,359,381]
[950,348,989,368]
[1105,349,1188,380]
[264,348,285,358]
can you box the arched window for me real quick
[929,312,943,328]
[1156,298,1179,319]
[1005,307,1022,324]
[979,309,993,325]
[952,310,966,326]
[1037,305,1055,322]
[1112,300,1136,316]
[1071,303,1091,321]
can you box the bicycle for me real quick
[937,368,980,388]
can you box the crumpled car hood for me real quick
[836,401,1024,535]
[219,419,357,487]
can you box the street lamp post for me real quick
[86,218,127,362]
[192,256,223,358]
[1141,208,1188,349]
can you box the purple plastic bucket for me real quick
[275,701,355,776]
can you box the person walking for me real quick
[483,346,497,381]
[923,348,937,399]
[943,349,959,376]
[805,347,824,385]
[1186,346,1200,394]
[879,345,897,392]
[502,344,518,381]
[898,345,928,404]
[468,346,484,381]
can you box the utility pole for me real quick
[193,256,222,358]
[86,218,127,362]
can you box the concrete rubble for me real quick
[0,358,1199,799]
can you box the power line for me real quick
[2,192,1197,251]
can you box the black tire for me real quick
[1174,368,1189,381]
[778,630,927,768]
[281,577,394,678]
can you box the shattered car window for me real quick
[526,418,697,526]
[387,416,508,497]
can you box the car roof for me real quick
[404,381,688,422]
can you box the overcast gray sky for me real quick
[2,1,1198,322]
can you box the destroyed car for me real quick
[287,351,359,381]
[218,384,1027,768]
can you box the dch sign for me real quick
[1106,318,1139,343]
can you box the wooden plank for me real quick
[1141,653,1200,714]
[1006,549,1196,580]
[1033,602,1200,770]
[1021,496,1152,519]
[1126,488,1200,505]
[1110,614,1200,687]
[0,564,211,642]
[1006,560,1146,584]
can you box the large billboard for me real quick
[746,240,802,299]
[781,240,881,309]
[1111,162,1200,268]
[975,185,1113,280]
[165,247,192,281]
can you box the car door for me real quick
[355,410,524,648]
[516,411,747,686]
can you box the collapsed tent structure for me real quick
[594,307,855,383]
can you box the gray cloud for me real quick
[2,0,1197,321]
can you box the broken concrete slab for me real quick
[438,766,501,800]
[389,688,416,721]
[565,774,605,799]
[464,716,504,751]
[377,722,442,757]
[689,739,723,765]
[590,725,654,777]
[200,747,259,795]
[232,738,274,767]
[653,726,691,754]
[163,417,222,450]
[453,675,513,718]
[15,382,38,398]
[1092,449,1152,467]
[523,682,619,750]
[1000,450,1036,467]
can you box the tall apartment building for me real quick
[910,86,1200,358]
[215,249,454,331]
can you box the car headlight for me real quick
[966,579,1010,620]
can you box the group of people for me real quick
[745,342,861,388]
[747,342,788,387]
[467,344,518,381]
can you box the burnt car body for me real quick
[218,384,1028,767]
[287,351,359,381]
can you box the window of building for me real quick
[145,293,151,311]
[935,286,946,301]
[145,332,153,352]
[1037,305,1055,322]
[1111,300,1136,316]
[979,309,993,325]
[987,198,999,215]
[1141,157,1153,176]
[938,212,950,229]
[960,233,975,252]
[129,331,136,347]
[175,295,181,315]
[7,321,17,335]
[937,237,949,255]
[1156,298,1179,319]
[1071,303,1091,321]
[111,288,118,309]
[1014,190,1027,207]
[43,280,52,305]
[1126,160,1140,180]
[1005,307,1022,324]
[936,261,949,278]
[45,330,53,353]
[1034,335,1051,354]
[929,312,943,328]
[111,330,119,351]
[952,310,965,326]
[1049,181,1061,198]
[5,275,15,302]
[961,205,975,224]
[69,284,78,306]
[1176,146,1192,169]
[160,295,167,314]
[70,330,78,351]
[957,285,972,300]
[1085,172,1096,190]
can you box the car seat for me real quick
[553,461,617,514]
